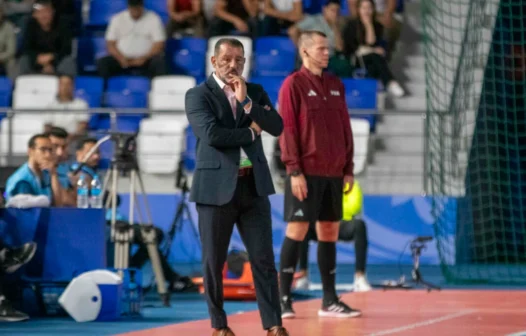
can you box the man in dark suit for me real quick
[185,38,289,336]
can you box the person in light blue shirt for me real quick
[5,134,57,203]
[70,137,100,182]
[46,126,78,206]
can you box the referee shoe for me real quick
[318,298,362,318]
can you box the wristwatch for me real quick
[290,170,302,177]
[238,96,251,108]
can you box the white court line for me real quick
[368,310,476,336]
[307,283,355,291]
[505,332,526,336]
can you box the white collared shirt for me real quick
[212,73,253,168]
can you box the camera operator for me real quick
[0,240,37,322]
[69,137,100,183]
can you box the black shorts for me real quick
[284,175,343,223]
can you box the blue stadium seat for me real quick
[0,77,12,112]
[340,0,349,15]
[303,0,322,14]
[105,92,148,108]
[77,37,107,73]
[183,125,196,171]
[167,38,207,78]
[342,78,378,130]
[249,76,285,107]
[144,0,169,22]
[87,0,127,28]
[253,37,296,77]
[107,76,151,93]
[75,77,104,108]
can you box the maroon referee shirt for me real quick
[278,66,354,178]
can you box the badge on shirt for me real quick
[330,90,340,96]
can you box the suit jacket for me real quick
[185,75,284,206]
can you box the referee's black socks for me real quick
[318,241,338,305]
[279,237,301,298]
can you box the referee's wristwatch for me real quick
[290,170,302,177]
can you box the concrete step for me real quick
[391,96,427,111]
[405,82,427,96]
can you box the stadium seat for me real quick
[15,75,59,94]
[249,76,285,107]
[105,92,148,108]
[144,0,169,22]
[0,77,12,108]
[87,0,127,28]
[76,76,104,108]
[137,115,189,174]
[206,36,252,79]
[77,37,108,73]
[167,38,207,78]
[149,75,196,111]
[350,118,370,175]
[12,92,56,109]
[107,76,151,94]
[0,116,46,161]
[342,78,378,131]
[253,37,296,77]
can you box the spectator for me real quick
[0,6,16,78]
[97,0,166,80]
[0,240,37,322]
[2,0,34,29]
[343,0,404,97]
[208,0,258,39]
[288,0,352,77]
[46,126,77,206]
[19,0,76,76]
[349,0,401,56]
[70,137,100,183]
[260,0,303,36]
[4,134,65,204]
[166,0,204,38]
[45,75,89,138]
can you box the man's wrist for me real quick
[289,170,302,177]
[238,96,251,108]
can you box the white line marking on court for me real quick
[368,309,476,336]
[308,283,355,291]
[505,332,526,336]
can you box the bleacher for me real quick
[0,0,383,177]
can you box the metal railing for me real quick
[0,108,429,195]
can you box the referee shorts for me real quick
[283,175,343,223]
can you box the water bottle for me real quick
[77,174,89,208]
[90,175,103,208]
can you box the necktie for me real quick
[224,85,237,118]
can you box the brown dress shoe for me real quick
[212,327,236,336]
[267,326,289,336]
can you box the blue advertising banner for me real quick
[120,194,457,265]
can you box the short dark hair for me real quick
[214,38,245,56]
[298,30,328,50]
[324,0,341,6]
[28,134,49,149]
[46,126,69,139]
[128,0,144,7]
[76,137,98,151]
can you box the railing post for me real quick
[7,109,14,166]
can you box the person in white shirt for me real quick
[97,0,166,79]
[260,0,303,36]
[45,75,89,138]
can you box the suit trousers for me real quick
[196,174,282,330]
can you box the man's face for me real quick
[211,44,245,84]
[33,4,54,27]
[29,137,53,168]
[77,142,100,168]
[128,5,144,20]
[303,35,330,68]
[58,76,74,100]
[49,136,68,163]
[323,3,340,24]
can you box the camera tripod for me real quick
[380,238,441,292]
[103,153,170,306]
[164,158,200,259]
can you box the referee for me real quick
[278,30,362,319]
